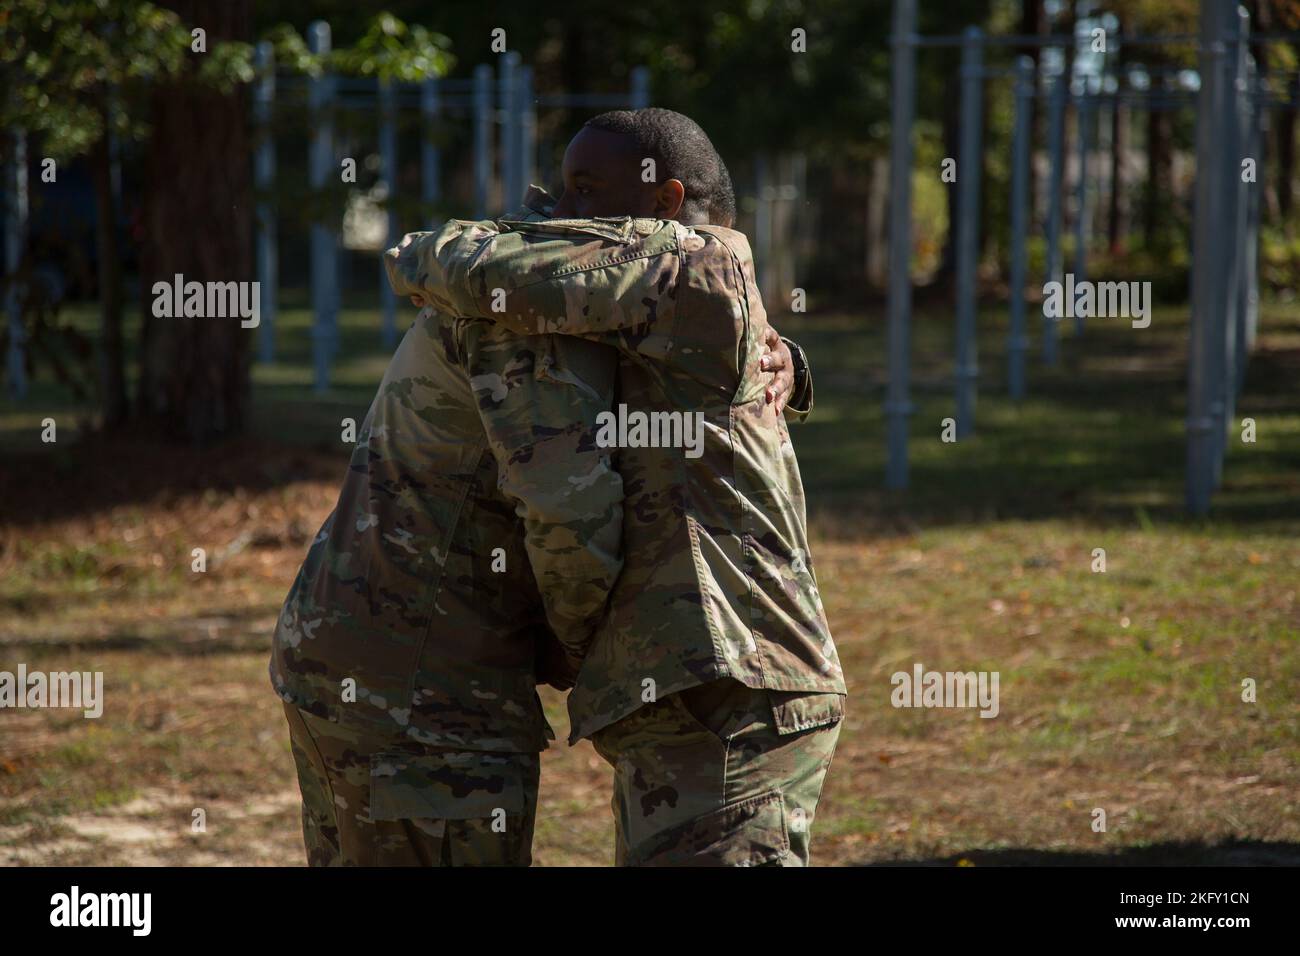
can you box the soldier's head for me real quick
[551,108,736,228]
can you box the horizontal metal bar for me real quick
[909,30,1300,50]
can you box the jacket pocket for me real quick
[767,690,845,736]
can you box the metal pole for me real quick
[1186,1,1229,516]
[4,129,28,400]
[1008,56,1033,401]
[253,41,277,366]
[885,0,917,490]
[954,26,983,438]
[499,52,519,209]
[1233,52,1257,398]
[519,65,536,197]
[1214,5,1248,490]
[1072,87,1091,335]
[421,76,441,224]
[308,21,337,393]
[1044,69,1066,365]
[473,64,492,218]
[379,76,397,350]
[1243,56,1264,364]
[629,66,651,109]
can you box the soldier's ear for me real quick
[654,179,685,220]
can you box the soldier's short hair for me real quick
[584,108,737,228]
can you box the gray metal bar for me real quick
[535,93,641,108]
[473,64,492,218]
[1186,2,1230,516]
[1044,70,1066,365]
[1232,51,1253,401]
[421,76,441,223]
[629,66,651,108]
[379,76,397,350]
[308,21,338,392]
[1243,58,1264,364]
[885,0,917,490]
[499,52,519,210]
[954,26,983,438]
[519,66,535,194]
[911,32,1199,49]
[1214,5,1249,490]
[1008,56,1033,401]
[1072,90,1091,335]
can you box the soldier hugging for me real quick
[270,107,845,867]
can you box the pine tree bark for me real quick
[136,0,252,444]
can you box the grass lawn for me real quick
[1,289,1297,865]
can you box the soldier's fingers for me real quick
[774,368,794,400]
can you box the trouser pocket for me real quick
[629,790,791,867]
[593,682,843,867]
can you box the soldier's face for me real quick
[552,127,685,221]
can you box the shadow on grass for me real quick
[3,294,1299,531]
[791,300,1300,530]
[858,839,1300,866]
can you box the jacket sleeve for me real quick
[384,217,681,340]
[464,321,624,674]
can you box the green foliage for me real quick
[0,0,191,158]
[329,13,453,81]
[260,22,321,76]
[0,2,453,162]
[1259,226,1300,292]
[259,16,453,82]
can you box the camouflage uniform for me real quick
[385,202,847,865]
[270,196,625,865]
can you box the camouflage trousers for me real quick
[590,678,843,866]
[282,702,539,866]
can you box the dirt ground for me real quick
[2,438,1297,866]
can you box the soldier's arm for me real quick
[465,323,624,679]
[384,217,681,339]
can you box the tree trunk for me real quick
[137,0,252,443]
[1144,96,1172,252]
[91,120,128,428]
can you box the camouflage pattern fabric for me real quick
[282,702,538,866]
[269,189,623,750]
[385,205,847,744]
[589,678,843,866]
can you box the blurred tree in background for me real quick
[1,1,450,442]
[3,0,1299,440]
